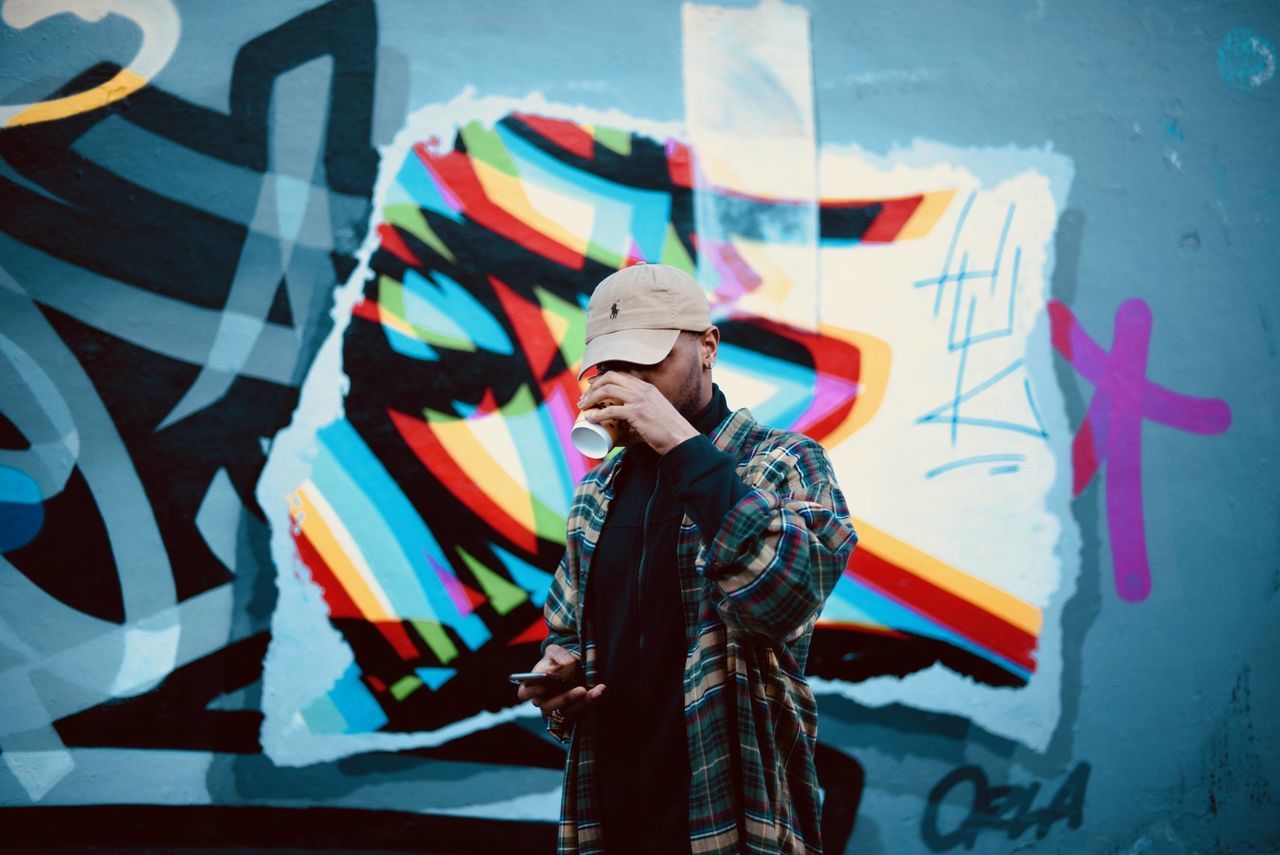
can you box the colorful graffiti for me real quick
[264,108,966,749]
[261,80,1082,774]
[1,1,1267,853]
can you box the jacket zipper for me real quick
[636,466,661,854]
[635,469,661,654]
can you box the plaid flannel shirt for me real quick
[541,407,858,854]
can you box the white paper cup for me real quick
[571,414,617,458]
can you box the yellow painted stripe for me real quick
[376,300,420,340]
[896,189,957,242]
[292,483,393,621]
[471,159,591,255]
[426,415,539,540]
[7,69,149,128]
[728,236,795,305]
[850,516,1043,636]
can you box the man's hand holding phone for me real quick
[513,644,605,722]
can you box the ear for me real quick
[700,326,720,369]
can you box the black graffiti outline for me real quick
[921,761,1090,851]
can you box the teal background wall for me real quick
[1,1,1276,852]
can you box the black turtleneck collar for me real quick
[688,383,730,437]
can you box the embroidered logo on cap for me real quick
[610,302,619,320]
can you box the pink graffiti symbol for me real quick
[1049,299,1231,602]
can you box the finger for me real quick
[547,649,578,668]
[579,382,632,410]
[583,405,628,424]
[595,370,646,389]
[515,683,546,702]
[558,684,605,715]
[540,686,588,712]
[559,686,605,716]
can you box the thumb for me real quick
[549,647,578,667]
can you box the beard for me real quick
[673,349,708,420]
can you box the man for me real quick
[517,263,857,854]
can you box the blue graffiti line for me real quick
[953,244,1022,351]
[913,197,1046,446]
[915,191,976,317]
[950,295,978,445]
[1022,375,1048,436]
[989,464,1021,475]
[913,195,1021,349]
[916,355,1051,443]
[925,454,1026,479]
[945,203,1018,352]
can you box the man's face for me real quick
[594,330,712,418]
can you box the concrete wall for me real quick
[1,1,1276,852]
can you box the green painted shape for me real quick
[384,203,456,263]
[457,548,528,615]
[534,286,587,367]
[460,121,519,177]
[593,125,631,156]
[584,239,623,269]
[378,274,408,320]
[531,494,567,545]
[502,384,539,417]
[390,674,424,701]
[411,619,459,664]
[660,224,696,274]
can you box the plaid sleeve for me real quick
[702,436,858,641]
[539,548,582,744]
[541,550,580,660]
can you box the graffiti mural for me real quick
[0,0,379,798]
[1,0,1269,853]
[262,103,965,756]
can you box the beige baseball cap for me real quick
[580,263,712,377]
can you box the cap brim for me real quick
[578,327,681,378]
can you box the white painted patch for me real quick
[812,139,1077,751]
[683,0,819,329]
[1,749,74,802]
[109,618,180,698]
[195,467,242,574]
[434,784,564,821]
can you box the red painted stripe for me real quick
[665,139,694,188]
[490,276,560,380]
[860,195,923,243]
[414,146,586,270]
[376,222,422,266]
[350,298,381,324]
[375,621,421,661]
[291,525,364,620]
[513,113,595,159]
[730,314,862,444]
[388,407,539,554]
[508,617,550,646]
[846,548,1038,672]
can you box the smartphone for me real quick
[509,671,576,689]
